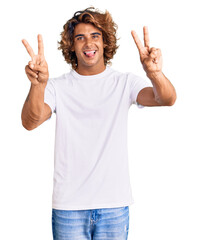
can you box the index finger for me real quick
[38,34,44,56]
[21,39,35,59]
[131,30,144,53]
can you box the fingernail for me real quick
[30,64,34,69]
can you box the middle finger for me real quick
[143,26,150,49]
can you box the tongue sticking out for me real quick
[85,51,95,57]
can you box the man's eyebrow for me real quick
[74,32,101,38]
[74,34,84,38]
[91,32,101,36]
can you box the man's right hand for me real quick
[22,34,49,86]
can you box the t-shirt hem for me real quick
[52,200,134,210]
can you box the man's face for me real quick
[72,23,106,75]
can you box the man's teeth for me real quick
[84,51,96,53]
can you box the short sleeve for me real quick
[44,78,56,119]
[127,72,151,108]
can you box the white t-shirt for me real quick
[44,66,151,210]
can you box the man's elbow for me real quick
[22,121,35,131]
[21,117,38,131]
[168,97,176,106]
[163,93,177,106]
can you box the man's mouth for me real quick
[83,50,96,57]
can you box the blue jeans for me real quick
[52,206,129,240]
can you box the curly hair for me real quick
[58,7,119,70]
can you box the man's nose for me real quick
[85,37,93,46]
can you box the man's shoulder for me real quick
[48,72,71,85]
[108,67,133,81]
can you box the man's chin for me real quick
[78,60,98,68]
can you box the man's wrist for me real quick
[31,82,47,91]
[146,70,163,81]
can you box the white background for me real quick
[0,0,198,239]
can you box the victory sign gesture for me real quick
[22,34,49,86]
[131,27,162,75]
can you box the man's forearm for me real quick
[21,84,46,130]
[147,71,176,106]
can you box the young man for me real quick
[21,7,176,240]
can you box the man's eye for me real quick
[93,35,99,39]
[77,37,84,40]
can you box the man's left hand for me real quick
[131,27,162,75]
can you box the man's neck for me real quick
[75,65,106,76]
